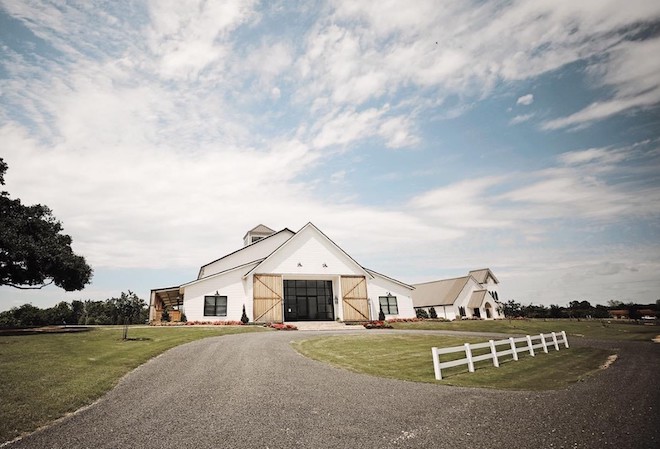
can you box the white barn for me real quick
[411,269,502,320]
[150,223,415,323]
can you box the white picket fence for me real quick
[431,331,569,380]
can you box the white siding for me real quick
[253,226,365,277]
[183,268,253,322]
[200,231,294,279]
[367,275,415,319]
[427,305,458,321]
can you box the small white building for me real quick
[150,223,416,323]
[412,269,502,320]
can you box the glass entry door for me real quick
[283,280,334,321]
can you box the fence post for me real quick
[432,347,442,380]
[551,332,560,350]
[509,337,519,361]
[489,340,499,367]
[465,343,475,372]
[561,331,569,348]
[540,333,548,353]
[526,335,535,356]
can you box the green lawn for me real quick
[0,326,266,443]
[389,319,659,341]
[293,334,613,390]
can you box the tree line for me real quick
[0,291,147,327]
[501,299,659,319]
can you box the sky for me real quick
[1,0,659,311]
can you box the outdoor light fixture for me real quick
[297,262,302,267]
[322,263,328,267]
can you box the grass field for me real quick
[0,326,266,443]
[389,319,659,341]
[293,334,613,390]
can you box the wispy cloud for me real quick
[542,36,660,130]
[509,113,535,125]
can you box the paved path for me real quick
[7,331,659,449]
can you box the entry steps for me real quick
[289,321,366,331]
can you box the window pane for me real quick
[204,296,215,316]
[389,297,398,314]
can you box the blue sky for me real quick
[1,0,659,311]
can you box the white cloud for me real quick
[516,94,534,106]
[558,147,629,166]
[509,113,535,125]
[543,36,660,130]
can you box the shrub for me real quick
[180,312,187,323]
[429,307,438,319]
[378,307,386,321]
[161,308,170,322]
[416,308,429,319]
[240,305,249,324]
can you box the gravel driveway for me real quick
[6,330,659,449]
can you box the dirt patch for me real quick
[600,354,618,369]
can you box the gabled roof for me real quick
[467,289,488,308]
[365,268,415,291]
[243,222,373,279]
[243,224,275,239]
[198,228,294,278]
[183,260,264,288]
[468,268,499,284]
[412,276,471,307]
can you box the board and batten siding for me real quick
[252,227,365,277]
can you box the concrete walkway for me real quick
[6,331,659,449]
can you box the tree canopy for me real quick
[0,158,92,291]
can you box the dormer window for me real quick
[243,224,275,246]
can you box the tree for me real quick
[240,304,249,324]
[416,308,429,319]
[0,158,93,291]
[502,300,521,318]
[429,307,438,319]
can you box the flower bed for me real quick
[191,320,244,325]
[266,323,298,330]
[385,317,423,323]
[363,320,393,329]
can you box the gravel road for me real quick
[6,330,659,449]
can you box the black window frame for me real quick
[204,295,228,317]
[459,306,466,317]
[379,296,399,315]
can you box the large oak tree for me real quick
[0,158,92,290]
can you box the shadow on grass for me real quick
[0,326,93,336]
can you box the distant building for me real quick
[412,269,502,320]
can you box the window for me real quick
[204,295,227,316]
[251,236,264,243]
[473,308,481,318]
[379,296,398,315]
[459,306,466,317]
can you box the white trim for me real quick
[181,260,263,288]
[242,222,372,280]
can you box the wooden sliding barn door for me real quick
[340,276,370,321]
[253,274,283,323]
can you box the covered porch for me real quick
[149,286,184,323]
